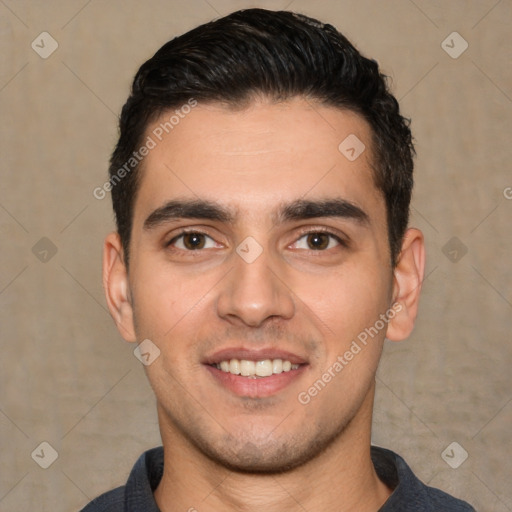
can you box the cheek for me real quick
[130,261,224,345]
[130,265,188,339]
[292,260,392,341]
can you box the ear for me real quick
[386,228,425,342]
[102,232,137,342]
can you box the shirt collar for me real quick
[123,445,431,511]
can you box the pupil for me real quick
[308,233,328,250]
[184,233,204,250]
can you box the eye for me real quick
[168,232,219,250]
[292,232,342,251]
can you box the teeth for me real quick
[215,359,300,377]
[272,359,283,374]
[229,359,240,375]
[255,360,273,377]
[240,360,255,376]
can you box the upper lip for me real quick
[203,347,309,365]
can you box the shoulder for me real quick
[78,447,164,512]
[423,485,476,511]
[372,446,476,511]
[79,485,125,512]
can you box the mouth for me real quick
[213,358,300,378]
[203,348,309,397]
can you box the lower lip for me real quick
[205,365,308,398]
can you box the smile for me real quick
[214,358,300,378]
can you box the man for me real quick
[84,8,476,511]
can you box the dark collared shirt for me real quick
[81,445,476,511]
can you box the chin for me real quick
[189,425,345,475]
[203,444,312,474]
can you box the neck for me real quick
[154,384,392,512]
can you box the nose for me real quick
[216,244,295,327]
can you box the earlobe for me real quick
[102,232,137,342]
[386,228,425,342]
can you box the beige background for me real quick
[1,0,511,510]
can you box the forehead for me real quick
[134,98,384,225]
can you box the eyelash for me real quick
[294,227,348,250]
[165,229,219,252]
[165,227,348,251]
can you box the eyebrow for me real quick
[143,197,370,230]
[143,199,234,230]
[277,198,369,225]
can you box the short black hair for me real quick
[108,8,414,267]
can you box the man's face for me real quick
[125,98,395,471]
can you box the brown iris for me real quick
[306,233,330,250]
[182,233,206,250]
